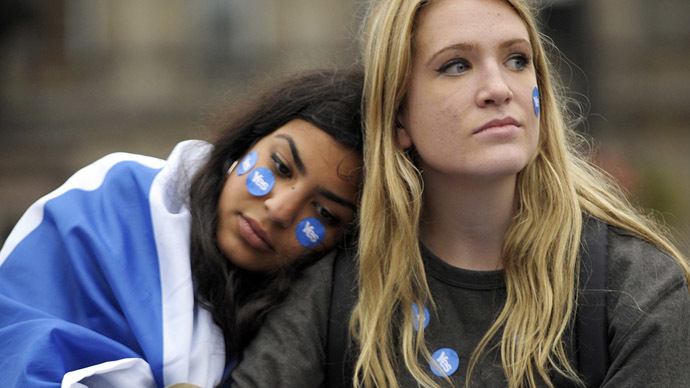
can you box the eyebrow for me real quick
[426,42,474,67]
[319,189,357,212]
[275,134,305,175]
[501,38,531,52]
[426,38,531,67]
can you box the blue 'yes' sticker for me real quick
[296,217,326,247]
[412,303,430,331]
[246,167,275,196]
[237,151,258,175]
[430,348,460,377]
[532,86,540,118]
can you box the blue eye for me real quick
[507,54,530,71]
[437,59,470,76]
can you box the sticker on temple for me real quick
[237,151,258,175]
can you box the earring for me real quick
[227,160,239,175]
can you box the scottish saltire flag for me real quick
[0,141,228,388]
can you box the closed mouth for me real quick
[474,117,520,134]
[238,215,274,252]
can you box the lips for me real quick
[238,215,274,252]
[473,117,520,134]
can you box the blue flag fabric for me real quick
[0,141,227,388]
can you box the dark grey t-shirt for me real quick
[231,226,690,387]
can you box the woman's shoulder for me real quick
[606,224,686,294]
[230,251,337,387]
[605,223,689,342]
[600,224,690,384]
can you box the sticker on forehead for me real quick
[532,86,540,118]
[296,217,326,248]
[246,167,275,196]
[236,151,258,175]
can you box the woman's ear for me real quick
[396,108,413,149]
[396,126,412,149]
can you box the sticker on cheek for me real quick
[296,217,326,248]
[246,167,275,196]
[532,86,540,118]
[236,151,258,175]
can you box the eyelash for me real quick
[436,58,470,75]
[271,153,291,177]
[315,203,340,226]
[507,53,531,70]
[436,53,532,75]
[271,152,341,226]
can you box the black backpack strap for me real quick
[576,217,610,387]
[325,248,358,388]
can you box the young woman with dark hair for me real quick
[190,68,364,385]
[0,67,364,388]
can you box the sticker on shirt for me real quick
[430,348,459,377]
[532,86,540,118]
[246,167,275,196]
[237,151,258,175]
[412,303,430,331]
[296,217,326,247]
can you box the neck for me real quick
[419,173,517,271]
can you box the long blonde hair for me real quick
[352,1,690,387]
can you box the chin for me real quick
[228,256,266,272]
[466,158,529,178]
[221,245,257,271]
[484,151,534,175]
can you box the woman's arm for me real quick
[0,142,225,388]
[0,154,168,387]
[231,251,336,387]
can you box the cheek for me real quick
[217,178,234,214]
[279,242,309,264]
[441,98,464,120]
[273,225,346,270]
[517,89,540,145]
[295,224,342,251]
[526,115,541,158]
[409,88,467,135]
[221,169,253,203]
[322,226,344,247]
[321,225,352,254]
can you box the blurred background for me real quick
[1,0,689,253]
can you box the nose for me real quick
[475,64,513,107]
[265,186,303,228]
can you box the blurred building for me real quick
[541,0,690,252]
[0,0,365,240]
[1,0,689,251]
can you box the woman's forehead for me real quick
[414,0,529,44]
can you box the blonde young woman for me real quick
[230,0,690,387]
[352,0,690,387]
